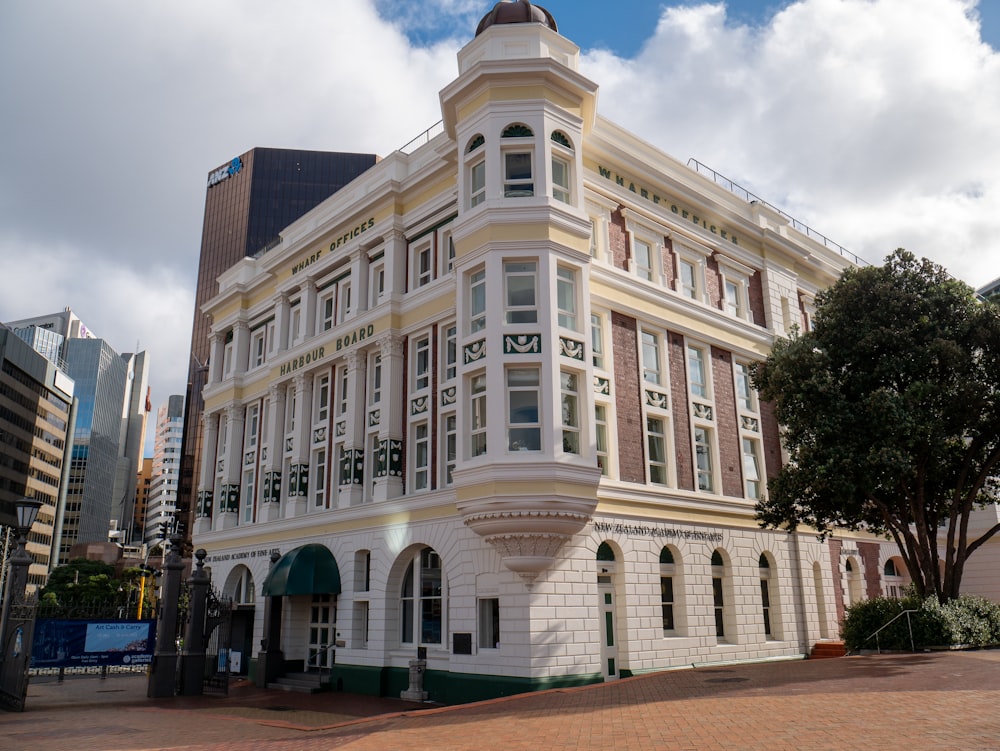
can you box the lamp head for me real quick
[14,497,42,536]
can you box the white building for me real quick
[193,1,902,701]
[145,395,184,543]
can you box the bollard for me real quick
[400,658,428,701]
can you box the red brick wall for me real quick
[609,207,628,271]
[711,347,743,498]
[611,312,646,483]
[760,399,782,481]
[662,236,676,288]
[859,542,883,599]
[829,538,846,625]
[705,256,722,310]
[668,332,694,490]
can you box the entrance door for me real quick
[598,579,618,680]
[308,594,336,671]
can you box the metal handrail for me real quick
[864,609,919,654]
[306,641,337,688]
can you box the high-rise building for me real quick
[134,457,153,540]
[0,326,75,592]
[191,2,909,700]
[145,395,184,543]
[177,148,379,543]
[8,309,149,561]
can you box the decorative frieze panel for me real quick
[411,396,428,415]
[504,334,541,355]
[216,459,225,474]
[340,448,364,485]
[313,427,327,444]
[693,402,714,421]
[336,421,346,437]
[244,451,255,467]
[388,439,403,478]
[369,409,380,427]
[221,484,240,513]
[261,447,268,464]
[196,490,214,519]
[559,337,584,360]
[441,386,456,406]
[287,463,308,497]
[594,376,611,396]
[262,471,281,504]
[464,339,486,364]
[645,389,668,410]
[285,437,294,453]
[741,415,760,432]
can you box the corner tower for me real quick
[440,1,601,584]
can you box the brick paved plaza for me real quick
[3,651,999,751]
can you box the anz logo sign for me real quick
[207,157,243,188]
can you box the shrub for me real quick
[842,594,1000,651]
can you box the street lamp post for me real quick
[0,497,43,711]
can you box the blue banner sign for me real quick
[31,620,157,669]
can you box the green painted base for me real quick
[325,663,603,704]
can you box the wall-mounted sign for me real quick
[593,520,724,543]
[596,166,739,245]
[208,157,243,188]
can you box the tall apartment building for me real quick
[134,457,153,541]
[192,2,907,701]
[177,148,379,543]
[145,395,184,543]
[8,309,149,561]
[0,326,75,592]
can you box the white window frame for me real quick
[399,547,444,646]
[241,469,255,524]
[556,266,578,331]
[411,237,433,289]
[412,420,430,492]
[315,373,330,424]
[469,268,487,334]
[336,365,349,417]
[439,226,456,275]
[641,329,663,386]
[503,150,534,197]
[632,236,655,282]
[289,302,302,345]
[734,360,757,413]
[560,370,581,455]
[369,257,386,306]
[442,323,458,382]
[686,343,711,399]
[507,367,541,452]
[313,448,327,508]
[441,410,457,486]
[717,256,755,321]
[478,597,500,649]
[743,437,763,500]
[594,401,611,477]
[674,244,710,303]
[250,328,266,369]
[694,425,717,493]
[245,403,260,449]
[646,416,669,486]
[504,260,538,324]
[466,134,486,208]
[369,353,382,406]
[412,333,431,392]
[469,371,487,458]
[591,311,607,370]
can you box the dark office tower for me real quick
[177,148,378,542]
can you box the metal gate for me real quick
[202,587,232,695]
[0,594,38,711]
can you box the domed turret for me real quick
[475,0,557,36]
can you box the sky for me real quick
[2,0,999,456]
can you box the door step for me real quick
[267,672,327,694]
[810,640,847,659]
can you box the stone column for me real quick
[339,350,367,507]
[274,292,291,352]
[209,333,225,384]
[232,320,250,376]
[285,374,311,518]
[302,278,318,339]
[261,384,286,522]
[216,404,244,530]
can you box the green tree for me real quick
[752,249,1000,601]
[39,559,127,604]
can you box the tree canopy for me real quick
[752,249,1000,601]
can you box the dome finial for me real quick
[475,0,558,36]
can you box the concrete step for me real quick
[267,672,327,694]
[810,640,847,659]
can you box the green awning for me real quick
[261,544,341,596]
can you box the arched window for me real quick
[660,547,676,635]
[597,542,615,561]
[400,547,443,645]
[711,549,727,640]
[465,134,486,208]
[550,131,573,203]
[501,123,534,197]
[759,553,773,639]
